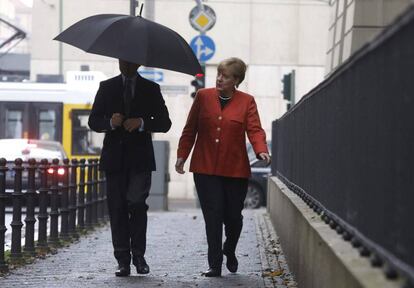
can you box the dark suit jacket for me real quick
[88,74,171,173]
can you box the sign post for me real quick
[188,1,217,99]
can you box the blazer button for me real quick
[217,127,221,131]
[215,139,219,143]
[218,116,222,120]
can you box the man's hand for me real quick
[175,158,185,174]
[111,113,124,128]
[123,118,143,132]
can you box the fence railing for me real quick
[0,157,107,272]
[271,5,414,287]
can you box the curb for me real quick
[255,209,297,288]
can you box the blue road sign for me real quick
[190,35,216,62]
[138,69,164,83]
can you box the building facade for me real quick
[326,0,413,74]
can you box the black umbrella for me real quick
[54,14,202,76]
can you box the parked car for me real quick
[0,139,68,206]
[244,141,272,209]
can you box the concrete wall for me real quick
[267,176,403,288]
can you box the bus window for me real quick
[72,110,103,155]
[39,110,56,140]
[6,110,23,138]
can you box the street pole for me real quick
[130,0,137,16]
[193,0,206,78]
[195,0,203,12]
[144,0,154,74]
[58,0,63,79]
[144,0,155,20]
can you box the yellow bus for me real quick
[0,71,105,159]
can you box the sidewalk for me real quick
[0,203,296,288]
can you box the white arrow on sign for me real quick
[139,70,164,82]
[194,37,214,59]
[203,46,214,57]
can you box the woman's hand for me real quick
[259,152,271,165]
[175,158,185,174]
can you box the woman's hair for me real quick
[217,57,247,87]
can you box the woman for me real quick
[175,57,270,277]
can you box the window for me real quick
[71,110,103,155]
[6,110,22,138]
[39,110,56,140]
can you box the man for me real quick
[88,60,171,277]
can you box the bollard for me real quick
[85,159,93,229]
[97,163,105,223]
[100,170,109,221]
[48,158,60,246]
[37,159,49,252]
[23,158,37,256]
[91,159,98,225]
[77,159,86,231]
[0,158,9,272]
[59,159,70,241]
[10,158,24,263]
[68,159,79,238]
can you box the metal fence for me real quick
[0,157,107,272]
[272,5,414,287]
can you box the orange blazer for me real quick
[177,88,268,178]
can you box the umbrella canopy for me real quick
[54,14,202,76]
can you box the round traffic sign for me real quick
[190,35,216,62]
[189,5,216,33]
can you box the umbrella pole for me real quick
[139,3,144,17]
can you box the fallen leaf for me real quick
[262,269,283,277]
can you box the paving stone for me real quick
[0,208,294,288]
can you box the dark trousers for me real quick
[194,173,248,269]
[106,169,151,266]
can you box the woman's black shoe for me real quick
[202,267,222,277]
[225,253,238,273]
[115,264,130,277]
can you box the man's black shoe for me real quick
[202,267,222,277]
[224,252,238,273]
[115,264,130,277]
[134,256,150,274]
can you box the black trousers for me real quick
[106,169,151,266]
[194,173,248,269]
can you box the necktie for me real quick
[123,78,133,117]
